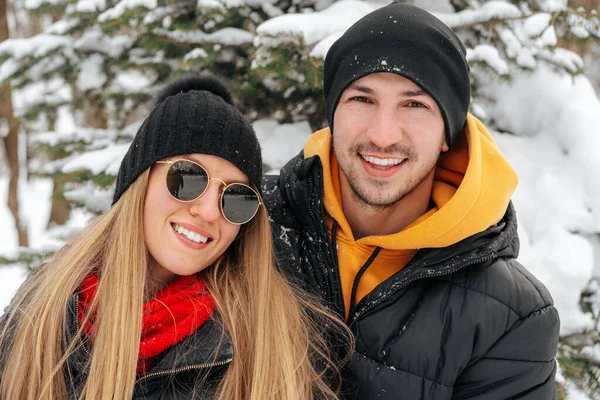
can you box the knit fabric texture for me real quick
[323,3,471,147]
[78,272,216,377]
[112,75,262,204]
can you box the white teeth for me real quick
[362,155,404,166]
[172,224,208,244]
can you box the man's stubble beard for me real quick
[333,136,444,212]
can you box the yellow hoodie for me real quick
[304,114,518,317]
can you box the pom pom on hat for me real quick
[154,74,234,107]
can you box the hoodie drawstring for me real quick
[332,220,382,320]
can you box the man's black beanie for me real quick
[112,75,262,204]
[324,3,471,147]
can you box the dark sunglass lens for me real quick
[166,161,208,201]
[222,184,260,224]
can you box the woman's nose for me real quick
[188,181,222,222]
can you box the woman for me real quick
[0,75,348,399]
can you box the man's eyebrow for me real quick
[346,83,374,94]
[401,89,428,97]
[346,84,428,98]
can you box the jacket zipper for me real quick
[347,252,498,327]
[135,358,233,384]
[74,293,92,358]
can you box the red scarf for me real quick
[78,273,216,376]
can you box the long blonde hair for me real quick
[0,169,350,399]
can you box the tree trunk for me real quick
[46,114,71,227]
[0,0,28,246]
[84,91,108,129]
[47,175,71,227]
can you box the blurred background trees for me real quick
[1,0,599,397]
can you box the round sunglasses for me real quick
[155,159,262,225]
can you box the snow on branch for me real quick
[151,27,253,46]
[65,0,107,14]
[98,0,157,23]
[11,79,72,117]
[30,127,120,147]
[565,10,600,39]
[184,48,209,61]
[74,27,134,58]
[61,144,128,175]
[0,35,75,85]
[108,70,155,94]
[523,13,552,38]
[37,143,129,176]
[256,0,376,46]
[536,47,584,74]
[45,18,81,35]
[141,5,177,25]
[0,34,72,60]
[436,1,522,29]
[440,3,599,42]
[64,183,113,213]
[197,0,226,11]
[197,0,277,8]
[467,44,509,76]
[25,0,66,10]
[0,59,20,83]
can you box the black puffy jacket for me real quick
[263,152,560,400]
[64,295,232,399]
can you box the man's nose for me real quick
[365,105,403,149]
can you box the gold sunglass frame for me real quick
[156,159,262,225]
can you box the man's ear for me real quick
[441,136,449,153]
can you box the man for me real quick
[263,3,560,399]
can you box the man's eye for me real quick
[407,101,426,108]
[350,96,371,103]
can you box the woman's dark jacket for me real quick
[63,295,232,399]
[262,152,560,400]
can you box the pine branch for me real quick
[452,8,599,36]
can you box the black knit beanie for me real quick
[112,75,262,204]
[324,3,471,147]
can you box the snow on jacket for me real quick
[262,115,560,399]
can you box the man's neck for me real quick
[340,176,435,240]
